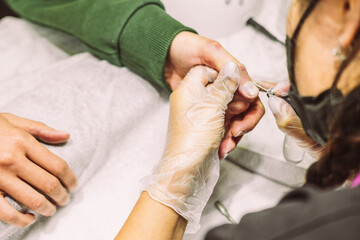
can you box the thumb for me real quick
[272,80,290,97]
[1,113,70,144]
[207,61,240,108]
[267,97,323,159]
[268,96,301,132]
[268,96,311,145]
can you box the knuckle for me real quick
[8,130,28,149]
[44,178,60,196]
[1,210,17,223]
[0,151,16,167]
[206,40,222,52]
[52,161,68,177]
[30,195,46,211]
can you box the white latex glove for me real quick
[266,80,324,160]
[140,62,240,233]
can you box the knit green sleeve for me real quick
[6,0,196,91]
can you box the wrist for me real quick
[119,5,196,92]
[117,192,187,240]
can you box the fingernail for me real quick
[30,217,36,225]
[235,130,245,137]
[223,145,234,158]
[273,81,289,97]
[242,82,259,97]
[26,215,36,227]
[223,153,229,159]
[57,130,70,135]
[50,207,57,216]
[63,196,70,205]
[70,182,79,192]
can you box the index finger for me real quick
[24,135,78,192]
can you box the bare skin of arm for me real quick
[115,192,187,240]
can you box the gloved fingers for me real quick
[182,66,218,87]
[268,96,324,159]
[199,43,258,100]
[268,95,302,132]
[174,66,218,103]
[207,61,240,108]
[171,66,218,109]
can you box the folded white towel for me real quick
[0,52,167,239]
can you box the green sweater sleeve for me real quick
[6,0,196,91]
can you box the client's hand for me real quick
[142,62,240,232]
[260,80,324,159]
[0,113,77,227]
[165,32,265,159]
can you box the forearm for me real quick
[6,0,196,91]
[116,192,187,240]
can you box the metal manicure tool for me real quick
[251,79,275,98]
[215,201,237,224]
[251,76,292,105]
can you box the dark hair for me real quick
[306,85,360,189]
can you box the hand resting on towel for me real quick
[0,113,77,228]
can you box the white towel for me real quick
[0,50,167,239]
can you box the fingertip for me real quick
[48,205,57,217]
[268,96,288,117]
[37,129,70,144]
[185,66,215,87]
[234,129,246,138]
[58,193,71,207]
[57,130,70,136]
[68,179,79,193]
[219,138,236,160]
[204,67,218,82]
[272,80,290,97]
[25,213,36,227]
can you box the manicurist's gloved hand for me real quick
[141,61,241,233]
[165,32,265,159]
[0,113,78,227]
[262,80,324,159]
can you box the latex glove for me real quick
[166,32,265,159]
[141,61,240,233]
[0,113,77,227]
[265,80,324,159]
